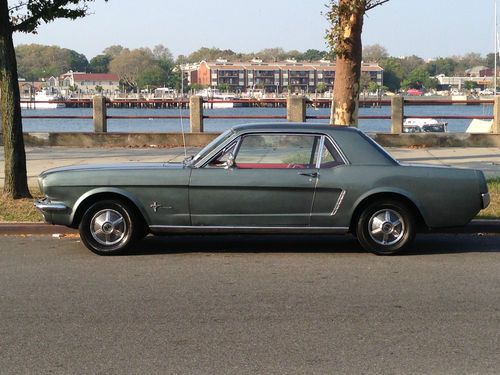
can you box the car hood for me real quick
[39,162,184,178]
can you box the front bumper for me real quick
[481,192,490,209]
[34,199,69,222]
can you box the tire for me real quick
[356,200,416,255]
[79,200,138,255]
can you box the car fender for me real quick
[350,186,429,226]
[70,187,151,225]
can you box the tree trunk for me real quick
[0,0,31,199]
[330,0,365,126]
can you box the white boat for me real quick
[403,118,448,133]
[466,119,493,133]
[198,88,236,109]
[21,89,66,109]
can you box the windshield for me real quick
[191,128,235,164]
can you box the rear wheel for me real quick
[356,200,416,255]
[79,200,138,255]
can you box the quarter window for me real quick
[318,139,344,168]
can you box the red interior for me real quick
[236,163,306,169]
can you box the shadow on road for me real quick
[122,233,500,256]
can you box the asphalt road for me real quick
[0,233,499,374]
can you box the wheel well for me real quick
[71,192,147,230]
[349,193,426,234]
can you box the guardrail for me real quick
[19,95,500,134]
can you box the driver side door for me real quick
[189,133,321,227]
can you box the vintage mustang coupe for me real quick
[35,123,490,255]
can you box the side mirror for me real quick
[223,153,235,169]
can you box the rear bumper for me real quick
[481,192,490,209]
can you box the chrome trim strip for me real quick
[194,130,350,168]
[315,136,326,169]
[34,200,68,212]
[331,190,346,216]
[481,192,490,209]
[149,225,349,234]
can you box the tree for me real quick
[379,57,403,92]
[399,55,425,77]
[187,47,236,63]
[256,47,287,62]
[109,48,155,89]
[463,80,478,91]
[325,0,390,126]
[103,45,127,58]
[486,52,498,69]
[136,65,168,90]
[362,44,388,63]
[16,44,89,80]
[1,0,106,199]
[316,82,328,93]
[110,48,178,90]
[401,68,436,91]
[301,49,327,62]
[426,57,457,77]
[89,54,111,73]
[152,44,174,63]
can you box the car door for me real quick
[189,133,321,227]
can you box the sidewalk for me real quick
[1,146,500,186]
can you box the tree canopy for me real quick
[16,44,89,79]
[109,45,177,90]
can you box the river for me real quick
[20,104,494,133]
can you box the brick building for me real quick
[187,59,383,93]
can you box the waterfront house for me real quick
[60,71,120,95]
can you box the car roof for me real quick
[231,122,362,134]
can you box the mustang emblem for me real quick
[150,202,172,213]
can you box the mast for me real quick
[495,0,498,95]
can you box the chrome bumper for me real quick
[34,199,68,212]
[481,192,490,209]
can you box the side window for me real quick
[235,134,319,169]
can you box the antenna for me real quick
[179,65,188,157]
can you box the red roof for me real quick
[72,73,119,81]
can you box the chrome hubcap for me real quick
[90,209,126,246]
[368,209,405,246]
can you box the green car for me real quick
[35,123,490,255]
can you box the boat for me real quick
[403,118,448,133]
[198,88,236,109]
[466,119,493,133]
[21,89,66,109]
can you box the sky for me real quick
[12,0,497,60]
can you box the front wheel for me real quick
[356,200,416,255]
[79,200,138,255]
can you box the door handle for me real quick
[298,172,318,178]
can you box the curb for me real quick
[0,223,77,235]
[0,220,499,235]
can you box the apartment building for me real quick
[192,59,383,93]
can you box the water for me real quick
[20,104,494,133]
